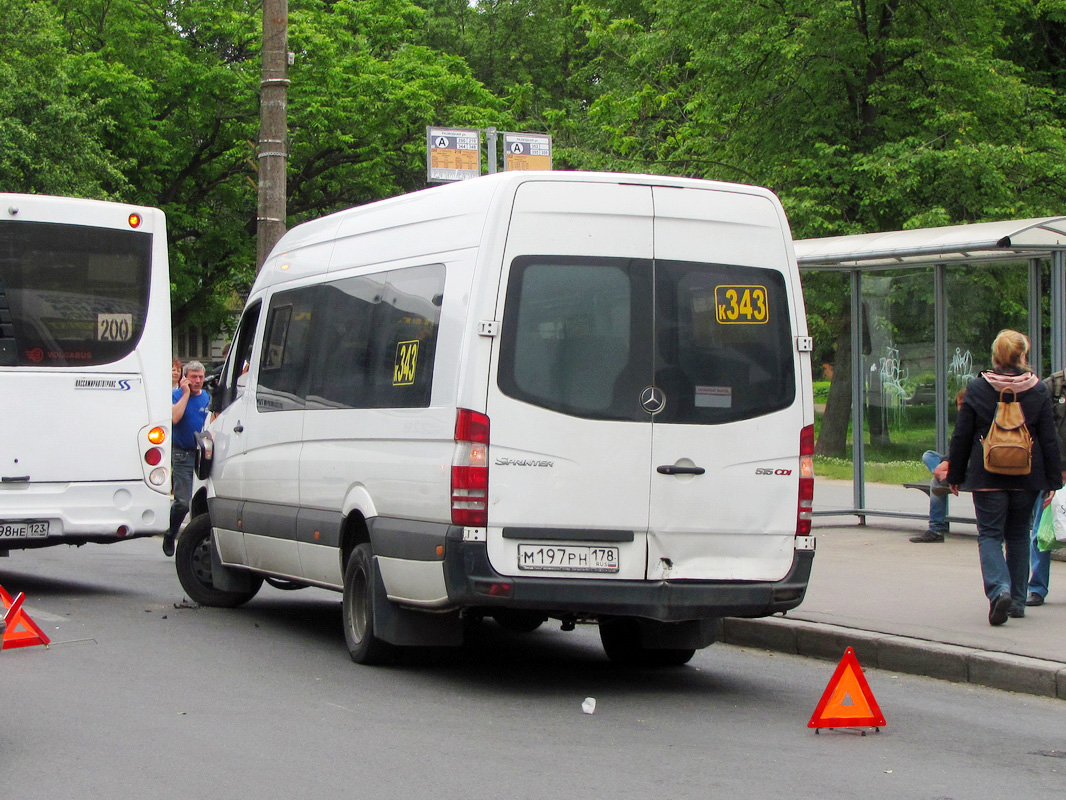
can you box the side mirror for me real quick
[194,431,214,480]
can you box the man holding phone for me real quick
[166,360,210,557]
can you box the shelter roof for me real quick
[795,217,1066,269]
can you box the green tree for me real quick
[0,0,127,196]
[45,0,504,335]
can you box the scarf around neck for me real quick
[982,370,1040,393]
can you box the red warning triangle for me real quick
[1,585,51,650]
[808,647,885,729]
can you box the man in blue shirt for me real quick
[165,360,210,557]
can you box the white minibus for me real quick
[0,194,172,555]
[183,171,815,665]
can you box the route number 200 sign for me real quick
[715,284,769,325]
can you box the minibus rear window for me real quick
[653,259,795,424]
[499,256,795,424]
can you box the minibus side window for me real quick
[211,301,260,415]
[304,264,444,410]
[369,265,444,408]
[256,287,317,412]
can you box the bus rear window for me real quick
[0,220,151,367]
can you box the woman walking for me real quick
[947,330,1062,625]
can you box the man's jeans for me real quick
[169,448,194,538]
[973,490,1039,607]
[1029,496,1052,599]
[923,450,948,534]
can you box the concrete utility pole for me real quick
[256,0,289,272]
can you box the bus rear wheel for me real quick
[175,514,262,608]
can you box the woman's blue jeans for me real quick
[972,490,1039,607]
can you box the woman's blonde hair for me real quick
[990,329,1031,371]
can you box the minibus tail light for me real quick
[797,424,815,536]
[452,409,489,527]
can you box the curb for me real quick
[720,616,1066,700]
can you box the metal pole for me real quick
[486,127,497,174]
[1051,251,1066,373]
[256,0,289,272]
[934,263,948,453]
[850,269,866,518]
[1029,258,1043,374]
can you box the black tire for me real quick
[264,577,307,591]
[491,609,547,633]
[341,543,395,665]
[175,514,263,608]
[599,618,696,667]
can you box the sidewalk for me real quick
[720,479,1066,699]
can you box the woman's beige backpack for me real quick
[981,387,1033,475]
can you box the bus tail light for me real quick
[452,409,489,527]
[797,424,815,536]
[139,422,169,492]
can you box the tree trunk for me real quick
[816,321,852,457]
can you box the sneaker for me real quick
[909,530,945,543]
[929,477,950,497]
[989,592,1012,626]
[1026,592,1045,607]
[1008,605,1025,619]
[162,534,175,558]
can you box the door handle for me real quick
[233,423,244,433]
[657,465,705,475]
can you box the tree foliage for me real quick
[4,0,1066,342]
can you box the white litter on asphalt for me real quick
[581,697,596,714]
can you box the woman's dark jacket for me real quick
[947,371,1064,492]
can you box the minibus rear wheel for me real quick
[599,618,696,667]
[342,543,395,665]
[175,514,263,608]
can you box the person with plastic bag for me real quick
[947,330,1062,625]
[1027,369,1066,606]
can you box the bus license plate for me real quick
[0,521,50,539]
[517,544,619,573]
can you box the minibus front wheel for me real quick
[175,514,262,608]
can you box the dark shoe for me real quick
[989,592,1011,626]
[909,530,945,543]
[1026,592,1045,607]
[1008,605,1025,619]
[162,534,175,558]
[929,477,950,497]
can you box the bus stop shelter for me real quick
[795,217,1066,524]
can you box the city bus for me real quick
[0,194,172,555]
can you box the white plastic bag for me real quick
[1052,496,1066,544]
[1039,495,1066,551]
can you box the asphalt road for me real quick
[2,537,1064,800]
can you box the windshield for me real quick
[0,220,151,367]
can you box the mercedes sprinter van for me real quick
[180,171,816,666]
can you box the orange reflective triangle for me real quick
[1,585,51,650]
[808,647,885,729]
